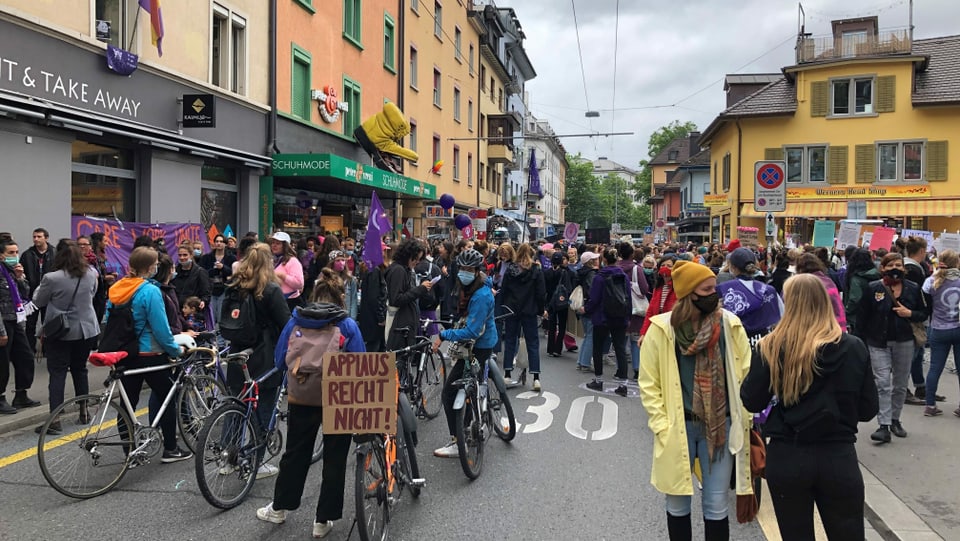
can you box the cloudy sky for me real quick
[511,0,959,169]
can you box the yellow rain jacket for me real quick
[638,310,753,496]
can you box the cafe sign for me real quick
[786,185,931,200]
[704,194,730,207]
[271,153,436,199]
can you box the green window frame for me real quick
[343,0,362,49]
[342,76,362,136]
[383,12,396,73]
[291,44,312,121]
[293,0,316,14]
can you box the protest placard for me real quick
[322,352,398,435]
[837,223,862,251]
[862,232,873,248]
[737,226,759,247]
[940,233,960,252]
[812,220,836,247]
[869,227,897,251]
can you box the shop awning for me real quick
[271,153,437,199]
[740,199,960,218]
[740,202,846,218]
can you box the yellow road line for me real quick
[0,407,149,470]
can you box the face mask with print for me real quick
[333,260,346,272]
[458,270,476,286]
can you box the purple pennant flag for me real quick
[363,191,393,268]
[529,148,543,198]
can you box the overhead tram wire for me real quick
[570,0,598,139]
[610,0,620,136]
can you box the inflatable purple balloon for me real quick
[439,193,455,210]
[454,214,472,230]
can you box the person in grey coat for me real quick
[31,241,99,434]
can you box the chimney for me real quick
[688,131,701,153]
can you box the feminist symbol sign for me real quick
[754,161,786,212]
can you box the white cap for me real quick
[270,231,291,244]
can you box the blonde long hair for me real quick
[228,243,280,299]
[759,273,842,406]
[515,243,535,270]
[933,250,959,290]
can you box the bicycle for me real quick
[36,349,226,499]
[352,393,423,541]
[194,350,323,509]
[390,316,451,420]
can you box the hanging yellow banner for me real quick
[785,185,931,200]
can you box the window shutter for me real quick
[292,61,307,119]
[927,140,948,182]
[764,148,784,161]
[827,146,848,185]
[876,75,896,113]
[810,81,829,117]
[855,144,875,184]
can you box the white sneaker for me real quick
[313,520,334,538]
[433,439,459,458]
[256,463,280,479]
[532,379,542,391]
[256,503,287,524]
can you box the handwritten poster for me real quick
[322,352,398,435]
[812,220,836,247]
[940,233,960,253]
[737,226,759,247]
[837,223,862,251]
[72,215,210,275]
[869,226,897,251]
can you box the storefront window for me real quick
[201,165,238,240]
[71,141,136,220]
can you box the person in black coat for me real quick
[172,242,211,309]
[415,246,443,336]
[384,239,432,350]
[543,252,573,357]
[500,243,547,389]
[199,234,236,325]
[358,248,389,352]
[742,273,877,541]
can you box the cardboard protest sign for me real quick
[812,220,836,247]
[322,352,398,435]
[737,226,759,247]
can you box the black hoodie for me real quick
[740,333,878,444]
[500,262,546,317]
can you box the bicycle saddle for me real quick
[392,326,412,335]
[88,351,128,367]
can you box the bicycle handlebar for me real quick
[390,339,434,354]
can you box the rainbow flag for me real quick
[139,0,164,56]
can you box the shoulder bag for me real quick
[631,265,650,316]
[43,277,82,341]
[883,283,926,347]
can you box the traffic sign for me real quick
[765,213,776,237]
[754,160,787,212]
[644,226,653,235]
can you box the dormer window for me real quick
[831,77,874,116]
[668,150,679,161]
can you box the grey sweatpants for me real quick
[869,340,914,425]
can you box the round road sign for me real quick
[757,164,785,190]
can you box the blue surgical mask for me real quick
[193,249,201,257]
[458,270,476,286]
[3,256,17,267]
[345,250,354,256]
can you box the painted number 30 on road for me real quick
[514,391,619,441]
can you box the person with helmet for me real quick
[432,248,498,458]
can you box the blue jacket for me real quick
[106,277,180,358]
[274,302,366,371]
[440,276,498,349]
[585,265,630,328]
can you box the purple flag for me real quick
[363,191,393,268]
[529,148,543,198]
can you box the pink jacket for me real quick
[275,257,304,299]
[814,271,847,329]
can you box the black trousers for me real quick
[546,308,568,356]
[442,348,493,437]
[2,320,35,396]
[44,337,93,412]
[765,440,864,541]
[118,354,178,451]
[273,403,353,522]
[592,324,628,380]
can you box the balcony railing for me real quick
[796,28,911,63]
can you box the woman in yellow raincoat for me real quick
[638,260,753,541]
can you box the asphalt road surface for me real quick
[0,342,766,541]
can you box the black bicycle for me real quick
[390,317,450,420]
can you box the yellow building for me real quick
[700,16,960,245]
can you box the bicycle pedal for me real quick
[409,478,426,488]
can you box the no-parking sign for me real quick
[754,161,786,212]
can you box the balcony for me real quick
[488,142,513,165]
[796,27,911,64]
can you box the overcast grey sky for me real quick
[511,0,959,169]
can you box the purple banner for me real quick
[529,148,543,198]
[71,216,210,275]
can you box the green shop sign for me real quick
[271,153,436,200]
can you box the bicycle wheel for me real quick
[454,390,484,480]
[355,442,389,541]
[395,412,421,498]
[177,374,226,453]
[311,422,324,464]
[418,349,445,419]
[195,403,260,509]
[487,362,516,442]
[37,394,133,499]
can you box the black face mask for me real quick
[883,268,905,281]
[692,292,720,314]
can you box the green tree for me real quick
[634,120,698,223]
[564,154,606,228]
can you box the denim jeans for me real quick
[577,316,594,368]
[869,341,914,425]
[629,331,640,372]
[502,314,541,374]
[927,327,960,407]
[665,418,733,521]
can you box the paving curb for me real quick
[861,463,944,541]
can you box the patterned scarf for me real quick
[676,308,726,462]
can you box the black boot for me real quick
[914,385,926,400]
[0,396,16,414]
[666,512,692,541]
[12,390,40,409]
[704,517,729,541]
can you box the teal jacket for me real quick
[440,276,498,349]
[106,277,180,358]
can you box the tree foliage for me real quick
[564,155,649,230]
[634,120,699,219]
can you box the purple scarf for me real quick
[0,263,24,318]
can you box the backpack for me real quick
[603,272,631,320]
[220,287,260,349]
[98,302,143,360]
[285,323,344,406]
[549,270,571,312]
